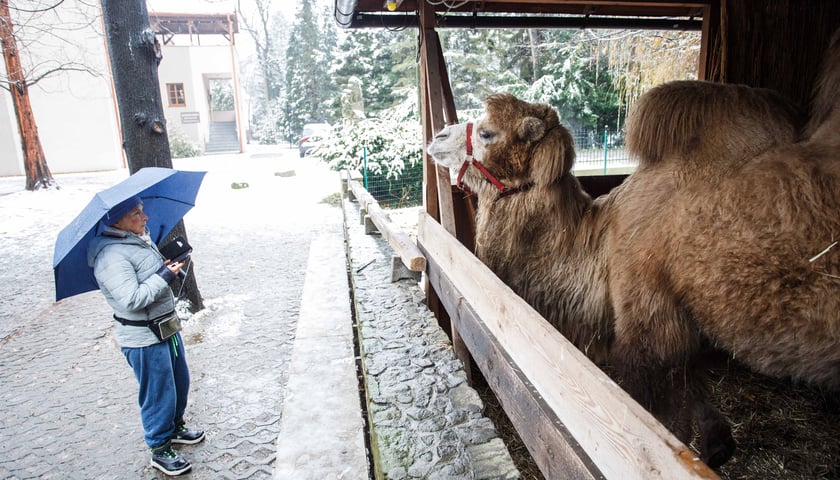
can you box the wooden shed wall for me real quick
[706,0,840,110]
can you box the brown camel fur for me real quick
[426,35,839,469]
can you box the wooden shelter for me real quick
[335,1,840,478]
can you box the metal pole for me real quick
[603,127,608,175]
[363,145,368,190]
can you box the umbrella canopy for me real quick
[53,167,206,301]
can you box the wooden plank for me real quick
[420,22,474,382]
[697,3,717,81]
[348,180,426,272]
[418,28,440,225]
[417,212,719,480]
[421,242,603,480]
[419,24,456,236]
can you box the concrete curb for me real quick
[274,215,370,479]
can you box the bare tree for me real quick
[0,0,100,190]
[0,0,51,190]
[100,0,203,311]
[238,0,289,102]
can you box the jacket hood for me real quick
[87,225,145,267]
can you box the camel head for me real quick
[427,94,575,196]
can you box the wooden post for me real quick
[227,13,243,153]
[418,1,474,382]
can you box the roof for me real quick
[150,12,239,36]
[335,0,708,29]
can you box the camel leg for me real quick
[694,390,736,468]
[610,286,735,468]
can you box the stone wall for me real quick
[343,197,520,480]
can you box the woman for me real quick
[87,196,204,476]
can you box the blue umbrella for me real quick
[53,167,206,301]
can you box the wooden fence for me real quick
[345,175,718,480]
[418,213,719,479]
[345,175,425,279]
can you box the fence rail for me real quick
[343,172,426,280]
[417,212,719,480]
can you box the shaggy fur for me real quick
[426,43,840,468]
[625,80,802,168]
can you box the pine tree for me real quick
[332,29,409,115]
[285,1,330,138]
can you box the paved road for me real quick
[0,147,363,479]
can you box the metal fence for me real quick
[361,128,634,209]
[570,128,634,174]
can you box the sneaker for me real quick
[150,442,191,476]
[171,423,206,445]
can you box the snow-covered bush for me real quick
[169,127,199,158]
[251,98,293,145]
[317,97,423,207]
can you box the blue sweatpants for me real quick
[122,333,190,448]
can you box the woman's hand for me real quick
[156,260,186,283]
[165,260,185,275]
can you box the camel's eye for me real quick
[478,129,496,143]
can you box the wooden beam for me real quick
[417,212,719,480]
[420,31,457,235]
[344,13,703,30]
[697,2,719,81]
[418,3,476,383]
[418,1,453,350]
[348,180,426,272]
[422,241,603,480]
[418,3,441,225]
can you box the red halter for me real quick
[456,122,533,200]
[456,122,507,191]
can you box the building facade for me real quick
[0,6,242,177]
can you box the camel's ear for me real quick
[530,125,574,187]
[517,117,545,143]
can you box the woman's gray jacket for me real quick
[87,225,174,348]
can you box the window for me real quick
[166,83,186,107]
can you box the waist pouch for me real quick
[114,311,182,342]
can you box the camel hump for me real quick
[625,80,802,166]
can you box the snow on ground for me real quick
[0,146,343,339]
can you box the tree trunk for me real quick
[0,0,56,191]
[528,28,539,83]
[101,0,204,311]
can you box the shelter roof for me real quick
[150,12,239,36]
[335,0,708,29]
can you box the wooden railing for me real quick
[343,173,717,479]
[417,212,719,480]
[344,173,426,277]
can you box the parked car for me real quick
[298,123,331,157]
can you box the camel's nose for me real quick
[433,130,449,141]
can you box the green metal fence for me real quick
[360,128,634,208]
[571,128,634,175]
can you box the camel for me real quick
[426,33,840,469]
